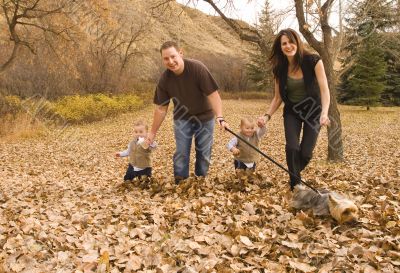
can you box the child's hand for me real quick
[115,152,121,158]
[231,147,240,156]
[137,137,150,149]
[257,117,267,127]
[146,132,156,146]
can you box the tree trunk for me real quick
[294,0,344,161]
[320,51,344,161]
[327,93,344,161]
[0,43,20,74]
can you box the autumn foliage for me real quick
[0,100,398,272]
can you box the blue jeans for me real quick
[173,118,215,179]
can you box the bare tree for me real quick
[118,23,147,73]
[293,0,343,161]
[76,16,148,92]
[0,0,73,74]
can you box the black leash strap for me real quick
[225,127,320,194]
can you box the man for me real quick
[146,41,227,184]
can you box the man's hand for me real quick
[231,147,240,156]
[115,152,121,158]
[145,132,156,146]
[216,117,229,129]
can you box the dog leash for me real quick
[225,127,320,194]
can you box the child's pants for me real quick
[234,159,256,171]
[124,164,152,181]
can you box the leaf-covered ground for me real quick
[0,100,399,273]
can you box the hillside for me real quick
[0,0,254,98]
[107,0,252,81]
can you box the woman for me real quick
[259,28,331,191]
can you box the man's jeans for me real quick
[173,118,215,179]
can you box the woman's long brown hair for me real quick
[270,28,310,78]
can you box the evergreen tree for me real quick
[340,0,397,107]
[246,0,274,91]
[382,33,400,105]
[347,35,387,109]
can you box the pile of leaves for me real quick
[0,101,399,272]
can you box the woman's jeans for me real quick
[284,112,320,190]
[173,118,215,179]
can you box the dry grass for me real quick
[220,91,273,100]
[0,93,146,141]
[0,113,47,141]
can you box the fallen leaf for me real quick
[289,260,317,272]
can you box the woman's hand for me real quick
[320,114,330,126]
[257,115,269,127]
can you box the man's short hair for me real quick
[160,41,179,53]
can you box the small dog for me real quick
[291,184,359,224]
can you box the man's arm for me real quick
[147,104,169,143]
[207,91,228,128]
[207,91,222,117]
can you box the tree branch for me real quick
[0,42,20,73]
[17,0,40,19]
[17,21,66,35]
[294,0,323,53]
[320,0,334,55]
[202,0,265,50]
[0,0,71,73]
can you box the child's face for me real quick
[133,125,147,138]
[241,121,256,137]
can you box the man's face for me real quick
[161,46,184,75]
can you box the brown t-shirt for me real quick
[153,59,219,121]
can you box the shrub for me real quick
[0,95,23,116]
[50,93,143,123]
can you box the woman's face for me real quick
[280,35,298,58]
